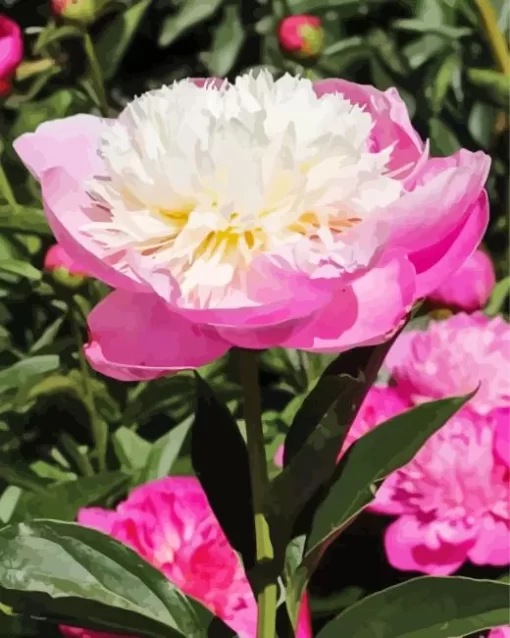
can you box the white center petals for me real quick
[83,70,403,308]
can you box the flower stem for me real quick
[473,0,510,75]
[69,305,107,472]
[82,30,109,117]
[239,349,277,638]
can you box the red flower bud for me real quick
[0,15,23,97]
[278,15,324,59]
[51,0,105,24]
[44,244,89,289]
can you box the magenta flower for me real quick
[345,387,510,575]
[60,476,312,638]
[0,14,23,96]
[489,628,510,638]
[14,72,490,380]
[428,249,496,312]
[385,313,510,416]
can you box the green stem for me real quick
[239,350,278,638]
[70,306,107,471]
[0,161,19,211]
[473,0,510,75]
[82,30,109,116]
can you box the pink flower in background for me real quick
[14,71,490,381]
[44,243,90,277]
[60,477,312,638]
[0,15,23,96]
[489,628,510,638]
[428,249,495,312]
[278,15,324,58]
[385,313,510,416]
[342,314,510,576]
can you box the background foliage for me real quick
[0,0,508,635]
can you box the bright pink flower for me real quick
[385,313,510,416]
[489,628,510,638]
[60,477,312,638]
[0,15,23,96]
[345,388,510,575]
[278,15,324,58]
[493,409,509,468]
[14,73,490,380]
[44,243,90,277]
[428,249,495,311]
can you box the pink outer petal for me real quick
[428,248,496,311]
[13,114,110,182]
[77,507,119,535]
[385,150,490,257]
[313,79,424,176]
[489,628,510,638]
[84,290,230,381]
[280,253,415,353]
[467,517,510,567]
[384,516,470,575]
[40,167,145,292]
[408,191,490,298]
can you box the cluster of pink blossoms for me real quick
[61,477,311,638]
[342,312,510,576]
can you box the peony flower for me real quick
[344,387,510,575]
[278,15,324,59]
[493,409,509,468]
[489,628,510,638]
[428,248,495,312]
[0,15,23,97]
[60,476,312,638]
[14,71,490,380]
[385,313,510,416]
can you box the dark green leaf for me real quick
[0,520,211,637]
[11,471,130,521]
[0,356,60,394]
[191,374,255,569]
[429,117,461,156]
[427,54,459,114]
[0,260,41,281]
[200,4,245,77]
[317,577,510,638]
[0,206,50,236]
[392,19,472,38]
[138,416,193,483]
[96,0,152,81]
[0,454,49,494]
[113,426,152,470]
[159,0,223,48]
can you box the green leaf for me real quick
[0,520,210,637]
[191,374,255,570]
[467,68,510,108]
[113,426,152,470]
[159,0,224,48]
[29,316,66,354]
[316,577,510,638]
[96,0,152,81]
[427,54,460,114]
[0,206,50,236]
[485,276,510,317]
[429,117,461,156]
[138,416,193,484]
[0,454,49,494]
[392,18,473,39]
[199,4,245,77]
[0,260,41,281]
[306,393,473,555]
[0,356,60,394]
[11,471,130,521]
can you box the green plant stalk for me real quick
[70,307,107,471]
[0,162,19,211]
[473,0,510,75]
[239,350,277,638]
[82,30,109,116]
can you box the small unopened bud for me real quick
[278,15,324,60]
[0,15,23,97]
[44,244,88,290]
[51,0,107,25]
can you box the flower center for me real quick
[84,70,402,308]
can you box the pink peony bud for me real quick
[51,0,105,24]
[428,249,496,312]
[0,15,23,97]
[44,243,89,288]
[278,15,324,59]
